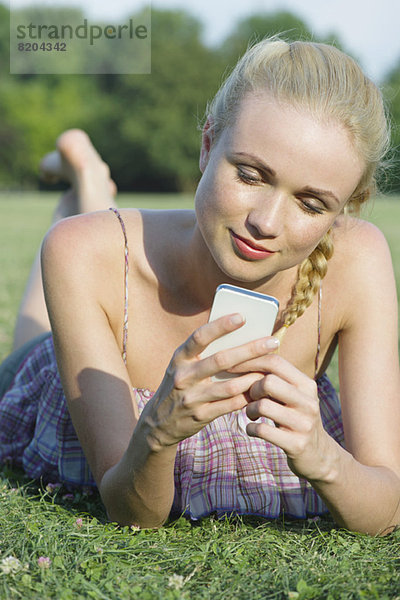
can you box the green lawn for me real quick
[0,192,399,599]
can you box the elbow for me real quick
[103,498,170,530]
[99,466,171,529]
[105,506,168,530]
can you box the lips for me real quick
[230,230,276,260]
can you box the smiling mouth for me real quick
[230,230,276,260]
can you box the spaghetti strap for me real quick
[109,207,129,365]
[315,284,322,378]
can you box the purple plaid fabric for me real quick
[0,335,94,486]
[0,335,344,518]
[159,374,343,519]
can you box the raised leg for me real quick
[12,129,117,351]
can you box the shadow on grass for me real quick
[0,463,108,522]
[1,463,338,537]
[185,511,338,538]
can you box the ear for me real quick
[199,116,214,173]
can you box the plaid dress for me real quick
[0,209,344,519]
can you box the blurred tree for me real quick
[217,12,347,78]
[219,11,314,64]
[0,76,101,186]
[0,3,397,193]
[10,6,88,74]
[0,5,226,191]
[0,4,100,186]
[0,3,9,71]
[88,8,226,191]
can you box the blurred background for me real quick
[1,0,400,193]
[1,0,400,370]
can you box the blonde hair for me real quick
[206,37,390,336]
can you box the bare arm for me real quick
[325,223,400,533]
[42,212,276,527]
[42,213,183,526]
[236,222,400,534]
[41,212,161,523]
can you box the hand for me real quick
[138,314,279,450]
[240,353,335,482]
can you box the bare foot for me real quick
[40,129,117,215]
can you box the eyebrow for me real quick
[230,151,340,206]
[231,152,276,178]
[301,186,340,206]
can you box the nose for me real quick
[246,189,286,239]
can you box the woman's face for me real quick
[195,92,364,285]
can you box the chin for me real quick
[217,262,277,286]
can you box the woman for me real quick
[1,38,399,535]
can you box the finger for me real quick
[233,353,313,388]
[248,373,306,406]
[177,313,246,361]
[205,395,248,420]
[246,420,293,450]
[168,373,262,425]
[192,374,263,421]
[246,397,299,430]
[176,371,263,412]
[193,335,279,382]
[227,336,280,374]
[198,371,264,404]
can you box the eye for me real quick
[297,196,325,215]
[235,166,261,185]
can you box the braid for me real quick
[275,230,334,343]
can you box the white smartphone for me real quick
[201,284,279,380]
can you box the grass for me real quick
[0,472,399,600]
[0,192,400,599]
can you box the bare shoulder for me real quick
[329,215,393,282]
[332,214,391,258]
[41,209,145,311]
[41,207,160,274]
[327,215,396,326]
[41,207,195,300]
[42,208,142,256]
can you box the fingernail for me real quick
[230,313,244,325]
[263,337,280,350]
